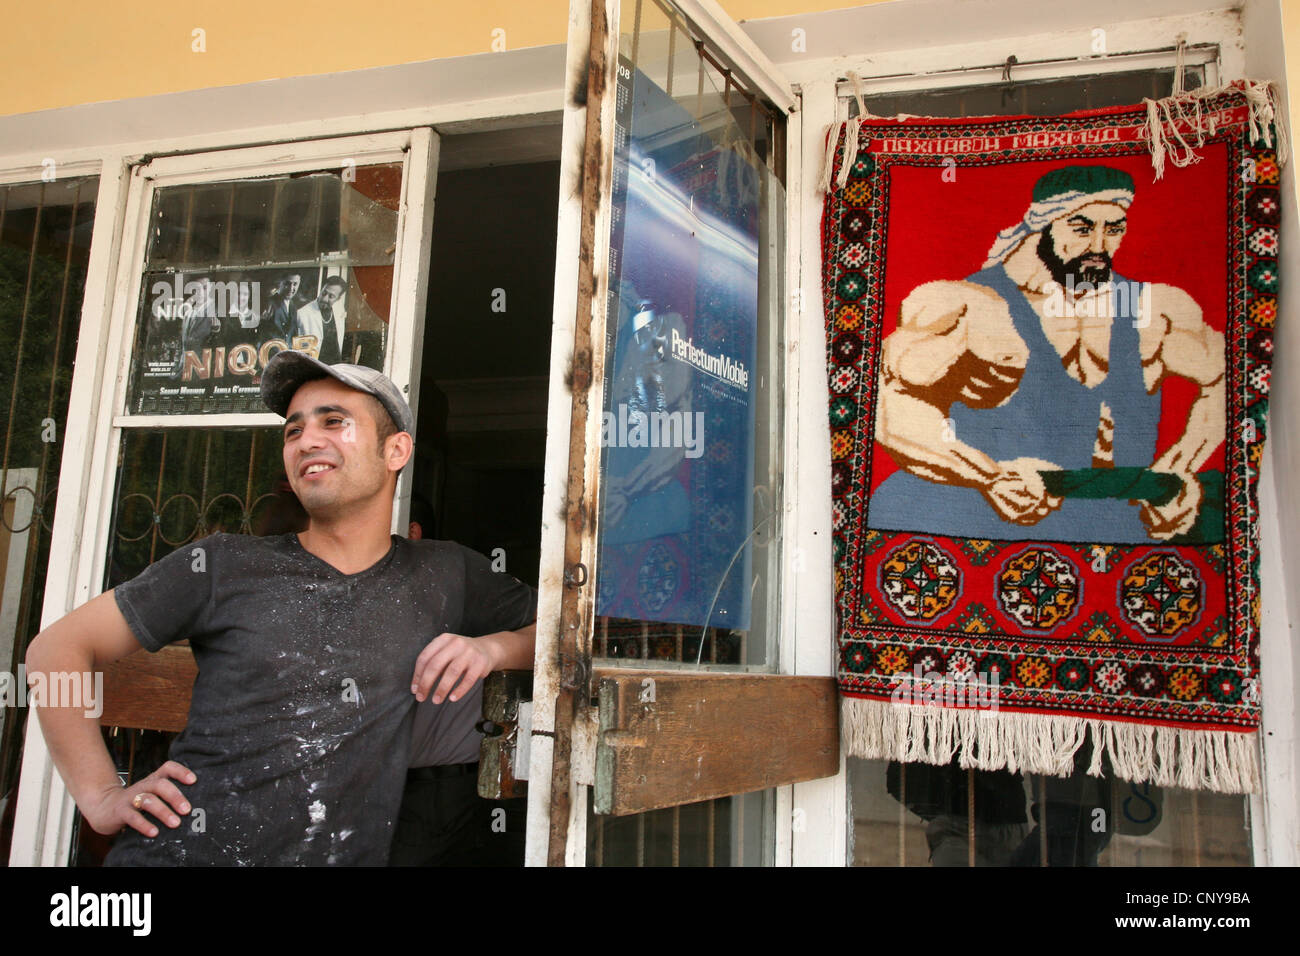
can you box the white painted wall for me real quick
[757,0,1296,865]
[1242,0,1300,867]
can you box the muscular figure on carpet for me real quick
[872,165,1225,542]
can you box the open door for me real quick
[526,0,836,866]
[10,129,440,866]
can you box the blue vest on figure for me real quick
[868,265,1160,543]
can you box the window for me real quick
[0,174,98,861]
[69,132,437,865]
[845,61,1253,867]
[593,0,786,674]
[536,0,793,867]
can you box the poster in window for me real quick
[131,265,381,415]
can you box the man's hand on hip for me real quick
[83,760,197,838]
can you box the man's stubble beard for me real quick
[1037,229,1112,287]
[289,460,391,522]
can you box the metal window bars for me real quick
[0,176,98,859]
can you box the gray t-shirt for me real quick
[105,531,536,866]
[409,679,487,768]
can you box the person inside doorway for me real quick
[389,494,530,866]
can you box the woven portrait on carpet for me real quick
[822,84,1283,792]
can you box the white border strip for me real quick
[9,157,128,866]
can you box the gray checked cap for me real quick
[261,350,414,436]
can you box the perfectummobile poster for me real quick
[595,56,761,632]
[131,266,354,415]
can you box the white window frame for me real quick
[781,3,1294,866]
[9,129,442,866]
[92,132,434,579]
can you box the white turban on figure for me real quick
[983,165,1136,269]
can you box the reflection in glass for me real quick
[128,164,402,415]
[584,0,785,869]
[595,0,784,671]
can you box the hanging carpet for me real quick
[821,82,1283,793]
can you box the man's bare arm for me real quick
[25,590,196,837]
[877,281,1029,484]
[877,386,1001,488]
[411,621,537,706]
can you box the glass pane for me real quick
[594,0,785,672]
[0,175,98,861]
[128,163,401,416]
[581,0,784,869]
[850,756,1251,867]
[853,66,1205,119]
[104,427,296,586]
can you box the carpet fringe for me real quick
[842,696,1261,793]
[818,71,869,194]
[821,76,1287,193]
[1142,78,1289,179]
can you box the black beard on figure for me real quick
[1037,229,1112,288]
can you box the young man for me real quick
[26,352,536,865]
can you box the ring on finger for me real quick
[132,792,147,810]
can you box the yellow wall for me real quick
[0,0,862,118]
[2,0,1298,125]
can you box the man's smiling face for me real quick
[282,378,394,518]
